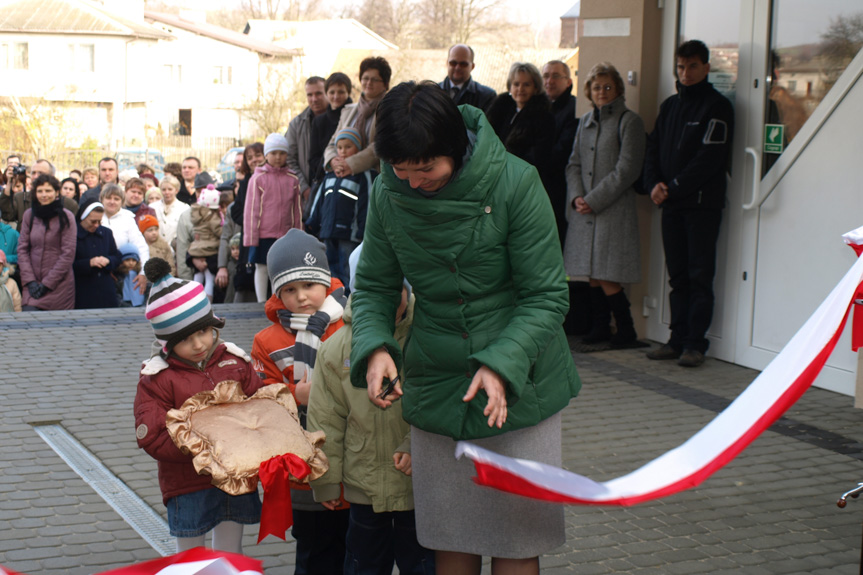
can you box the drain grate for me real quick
[34,424,173,556]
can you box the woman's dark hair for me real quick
[359,57,392,89]
[32,173,60,192]
[240,142,265,177]
[325,72,352,95]
[375,81,469,173]
[60,177,80,202]
[30,174,67,230]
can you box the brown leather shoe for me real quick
[646,344,682,360]
[678,349,705,367]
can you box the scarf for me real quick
[31,197,68,231]
[276,286,347,383]
[122,270,147,307]
[126,203,142,215]
[353,93,383,143]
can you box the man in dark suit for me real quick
[439,44,495,112]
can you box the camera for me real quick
[12,165,27,176]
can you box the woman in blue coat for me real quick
[74,199,122,309]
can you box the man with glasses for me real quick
[439,44,495,112]
[644,39,734,368]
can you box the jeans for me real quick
[344,504,435,575]
[661,207,723,354]
[291,507,349,575]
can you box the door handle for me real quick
[742,146,762,210]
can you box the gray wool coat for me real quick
[563,97,645,284]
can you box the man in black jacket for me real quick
[439,44,495,113]
[644,39,734,368]
[542,59,578,247]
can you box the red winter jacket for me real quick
[134,342,265,504]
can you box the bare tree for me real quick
[350,0,414,44]
[243,65,305,136]
[241,0,282,20]
[819,12,863,90]
[414,0,505,48]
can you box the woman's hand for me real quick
[574,196,593,215]
[393,452,412,476]
[321,499,343,511]
[463,365,508,429]
[90,256,109,268]
[331,157,354,178]
[366,347,401,409]
[294,372,311,405]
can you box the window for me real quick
[211,66,232,85]
[12,42,27,69]
[68,44,95,72]
[164,64,183,83]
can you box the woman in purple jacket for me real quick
[17,174,77,311]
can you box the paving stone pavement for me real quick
[2,306,863,574]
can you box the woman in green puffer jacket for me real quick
[349,81,581,574]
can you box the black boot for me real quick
[608,289,637,347]
[582,286,611,344]
[564,281,592,335]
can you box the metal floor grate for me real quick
[34,424,173,556]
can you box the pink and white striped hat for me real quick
[143,258,224,354]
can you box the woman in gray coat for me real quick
[564,62,645,346]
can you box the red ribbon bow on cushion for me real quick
[258,453,312,543]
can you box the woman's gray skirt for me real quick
[411,412,565,558]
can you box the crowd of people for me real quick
[6,38,732,575]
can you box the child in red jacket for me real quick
[251,228,348,574]
[134,258,265,554]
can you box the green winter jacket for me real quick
[350,105,581,441]
[308,296,415,512]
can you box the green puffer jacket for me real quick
[350,105,581,441]
[308,296,415,512]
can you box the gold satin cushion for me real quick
[167,381,328,495]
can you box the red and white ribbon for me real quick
[94,548,263,575]
[456,230,863,506]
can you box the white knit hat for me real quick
[264,133,289,156]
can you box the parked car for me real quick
[217,147,245,182]
[115,149,166,180]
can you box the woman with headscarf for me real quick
[17,174,77,311]
[73,199,122,309]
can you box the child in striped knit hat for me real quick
[133,257,265,554]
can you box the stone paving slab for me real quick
[1,306,863,573]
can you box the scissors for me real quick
[377,375,400,400]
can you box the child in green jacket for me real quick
[307,251,434,574]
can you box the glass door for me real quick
[732,0,863,393]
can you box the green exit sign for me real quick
[764,124,785,154]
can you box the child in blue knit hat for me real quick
[305,127,374,292]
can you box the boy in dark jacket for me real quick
[305,127,373,292]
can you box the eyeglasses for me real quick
[543,73,567,81]
[361,76,383,83]
[448,60,471,68]
[591,84,615,92]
